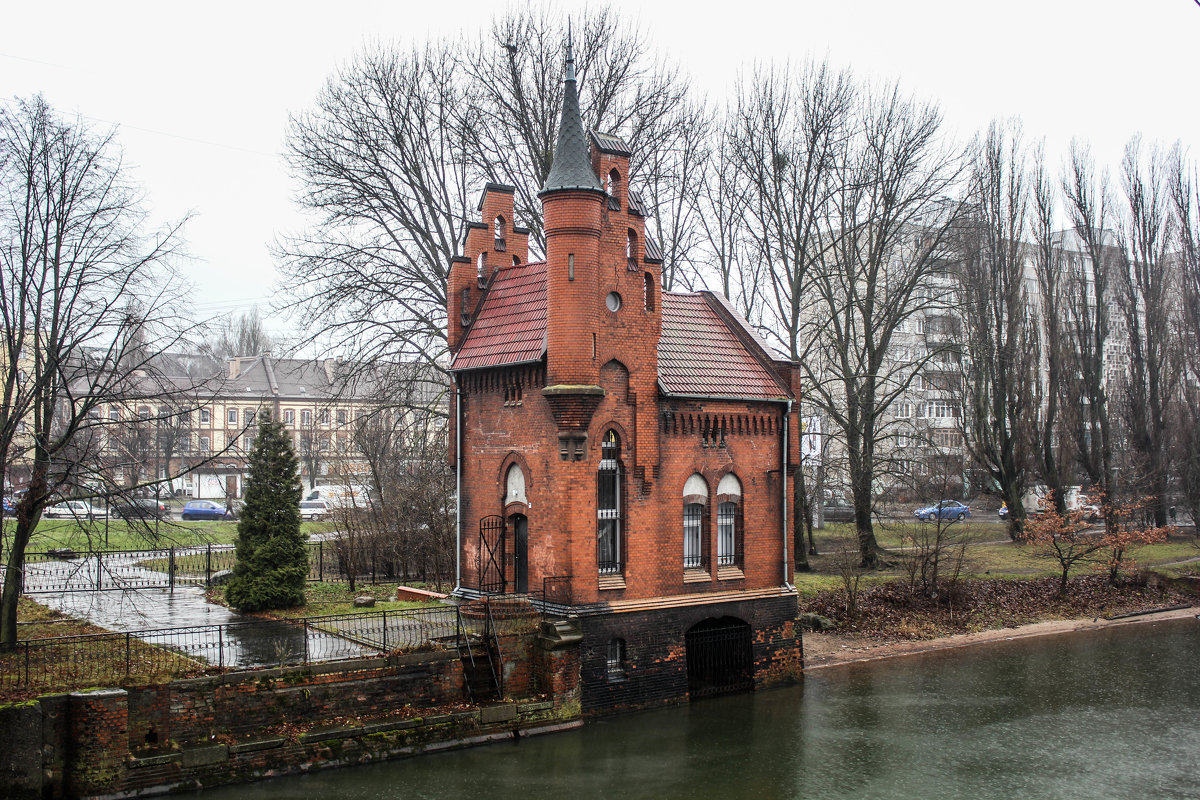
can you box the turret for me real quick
[539,34,607,437]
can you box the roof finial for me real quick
[566,18,576,82]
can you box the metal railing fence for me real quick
[3,541,429,594]
[1,604,471,692]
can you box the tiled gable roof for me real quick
[450,261,548,371]
[658,293,791,400]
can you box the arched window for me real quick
[683,473,708,570]
[476,252,487,287]
[494,215,506,251]
[626,229,638,270]
[717,473,743,567]
[512,254,521,266]
[608,169,622,210]
[643,272,655,312]
[505,463,527,506]
[597,430,622,574]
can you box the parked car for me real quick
[181,500,228,521]
[914,500,971,522]
[299,500,331,521]
[111,498,170,520]
[822,498,856,523]
[1,496,14,516]
[44,500,105,520]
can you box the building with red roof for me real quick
[448,41,803,713]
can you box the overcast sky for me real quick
[2,0,1197,344]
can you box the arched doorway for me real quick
[511,514,528,593]
[685,617,754,699]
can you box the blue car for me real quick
[914,500,971,522]
[181,500,228,521]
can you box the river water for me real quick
[189,616,1200,800]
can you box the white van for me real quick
[304,485,371,509]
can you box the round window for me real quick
[606,292,622,312]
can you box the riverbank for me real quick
[803,604,1198,669]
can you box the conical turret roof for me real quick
[541,36,601,194]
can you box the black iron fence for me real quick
[4,541,424,595]
[0,604,485,692]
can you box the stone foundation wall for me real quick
[577,594,802,716]
[1,624,582,799]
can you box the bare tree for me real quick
[1060,143,1118,511]
[728,59,854,361]
[697,121,751,308]
[804,82,964,567]
[277,42,470,370]
[1113,138,1176,525]
[1030,151,1075,515]
[198,307,274,362]
[634,98,712,291]
[461,7,694,253]
[955,121,1039,539]
[1169,145,1200,525]
[279,8,697,383]
[725,60,854,571]
[0,97,195,644]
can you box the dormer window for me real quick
[494,215,507,252]
[608,169,622,211]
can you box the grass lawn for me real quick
[0,597,204,701]
[207,581,444,619]
[3,518,336,555]
[797,519,1199,639]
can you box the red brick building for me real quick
[448,43,802,713]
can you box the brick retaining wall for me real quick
[1,623,582,799]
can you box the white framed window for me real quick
[200,408,210,423]
[896,401,913,419]
[301,410,313,426]
[683,473,708,569]
[228,408,238,424]
[319,408,330,425]
[283,409,295,425]
[716,473,742,567]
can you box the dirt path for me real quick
[803,605,1198,670]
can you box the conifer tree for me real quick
[225,413,308,611]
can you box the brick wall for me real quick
[2,627,582,799]
[577,595,802,717]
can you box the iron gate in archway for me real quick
[478,515,506,594]
[685,617,754,699]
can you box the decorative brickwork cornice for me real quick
[541,384,605,431]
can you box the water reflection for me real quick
[23,552,363,669]
[191,617,1200,800]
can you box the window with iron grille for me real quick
[597,430,622,574]
[717,502,738,566]
[606,638,626,681]
[684,503,705,568]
